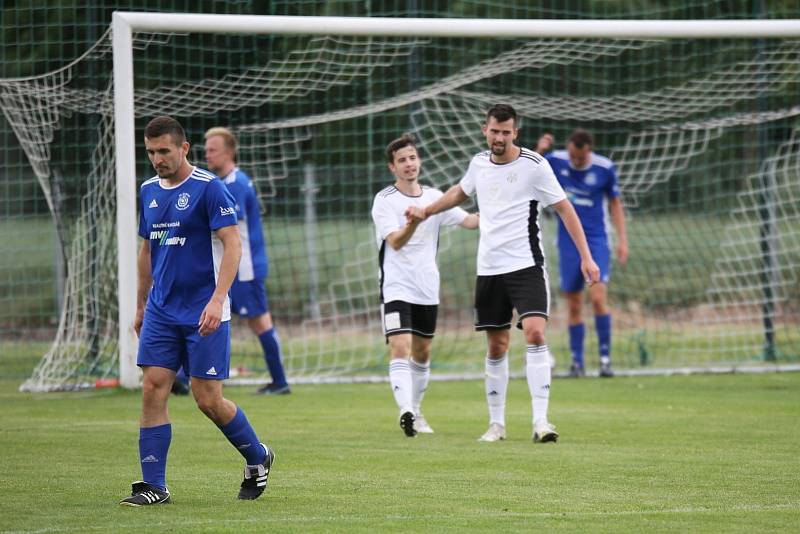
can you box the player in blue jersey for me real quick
[536,129,628,378]
[120,116,274,507]
[204,127,290,395]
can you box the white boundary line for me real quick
[224,363,800,386]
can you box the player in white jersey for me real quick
[408,105,600,443]
[371,135,479,437]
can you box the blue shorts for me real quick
[229,278,269,317]
[558,238,611,292]
[137,311,231,380]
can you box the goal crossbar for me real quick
[112,12,800,388]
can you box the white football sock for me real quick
[485,353,509,426]
[409,358,430,415]
[389,359,413,413]
[526,344,551,424]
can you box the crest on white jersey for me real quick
[176,192,191,210]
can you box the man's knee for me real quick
[193,392,223,419]
[412,339,432,363]
[142,369,172,400]
[388,334,412,359]
[486,331,509,357]
[525,329,546,346]
[522,319,547,346]
[589,284,609,315]
[191,382,223,416]
[248,312,273,335]
[565,291,583,320]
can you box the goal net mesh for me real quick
[2,12,798,391]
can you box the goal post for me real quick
[11,10,798,392]
[110,13,800,389]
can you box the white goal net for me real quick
[2,16,797,391]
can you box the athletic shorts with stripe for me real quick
[474,265,550,331]
[381,300,438,340]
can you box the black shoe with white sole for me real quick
[119,481,171,506]
[238,444,275,500]
[399,410,417,438]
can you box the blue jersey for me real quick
[546,150,620,244]
[138,167,238,325]
[221,167,268,281]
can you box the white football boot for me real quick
[414,413,434,434]
[532,420,559,443]
[477,422,506,442]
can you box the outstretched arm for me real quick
[608,196,628,266]
[198,225,241,336]
[551,199,600,285]
[405,184,469,223]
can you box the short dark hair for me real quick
[568,128,594,149]
[486,104,518,126]
[144,116,186,146]
[385,135,417,164]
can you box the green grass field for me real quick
[1,370,798,532]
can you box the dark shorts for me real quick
[474,265,550,331]
[137,313,231,380]
[230,278,269,317]
[559,238,611,292]
[381,300,438,339]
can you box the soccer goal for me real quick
[10,13,800,391]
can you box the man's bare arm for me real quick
[385,220,422,251]
[608,196,628,266]
[405,184,469,224]
[135,240,152,336]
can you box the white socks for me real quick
[409,358,430,415]
[389,359,413,413]
[485,353,509,426]
[526,344,552,424]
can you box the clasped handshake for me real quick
[404,206,427,225]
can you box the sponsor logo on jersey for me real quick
[220,206,236,216]
[148,199,158,208]
[176,192,191,210]
[149,229,186,247]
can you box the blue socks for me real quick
[595,314,612,363]
[568,323,585,368]
[219,406,267,465]
[139,423,172,491]
[259,328,287,387]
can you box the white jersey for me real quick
[372,184,469,305]
[459,147,566,276]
